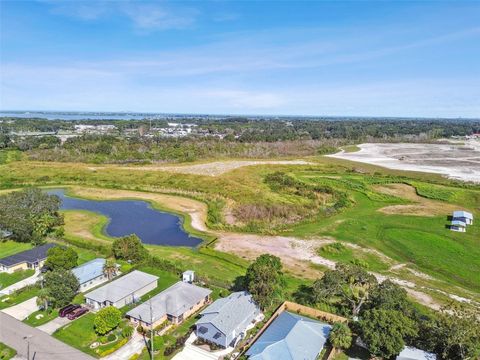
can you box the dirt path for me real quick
[89,160,314,177]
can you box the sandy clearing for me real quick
[328,141,480,183]
[89,160,314,176]
[215,233,336,278]
[375,183,458,216]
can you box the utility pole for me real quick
[149,299,154,360]
[23,335,32,360]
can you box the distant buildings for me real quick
[195,291,261,348]
[74,124,116,134]
[0,243,56,273]
[84,270,158,310]
[126,281,211,328]
[450,210,473,232]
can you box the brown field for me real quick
[375,183,458,216]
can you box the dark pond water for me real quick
[48,189,202,247]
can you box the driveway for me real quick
[0,270,40,296]
[102,332,147,360]
[1,297,39,320]
[0,312,94,360]
[172,333,231,360]
[37,316,70,335]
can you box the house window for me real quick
[213,332,221,340]
[198,326,208,334]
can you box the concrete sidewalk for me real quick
[37,316,70,335]
[0,312,94,360]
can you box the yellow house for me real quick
[0,243,56,274]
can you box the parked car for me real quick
[67,307,89,320]
[59,304,80,317]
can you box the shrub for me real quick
[98,338,129,357]
[94,307,122,335]
[122,325,134,338]
[107,333,116,342]
[350,258,369,269]
[136,325,145,334]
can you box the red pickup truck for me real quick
[67,307,89,320]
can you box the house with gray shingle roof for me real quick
[195,291,261,348]
[126,281,211,328]
[72,258,115,292]
[0,243,56,274]
[245,311,332,360]
[85,270,158,310]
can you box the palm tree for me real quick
[36,288,51,312]
[103,258,117,281]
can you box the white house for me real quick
[195,291,261,348]
[452,210,473,225]
[72,258,116,292]
[84,270,158,310]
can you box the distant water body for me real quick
[48,189,202,247]
[0,111,156,120]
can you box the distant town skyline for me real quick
[1,1,479,117]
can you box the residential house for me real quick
[84,270,158,310]
[396,346,437,360]
[0,243,56,273]
[195,291,261,348]
[450,219,467,232]
[452,210,473,225]
[126,281,211,328]
[245,311,332,360]
[72,258,115,292]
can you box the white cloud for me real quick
[120,3,197,31]
[43,0,197,31]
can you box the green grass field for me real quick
[0,155,479,305]
[0,269,34,289]
[0,342,16,360]
[0,240,32,258]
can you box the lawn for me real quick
[0,240,31,258]
[53,313,131,358]
[317,243,390,272]
[0,269,35,289]
[0,285,40,310]
[24,308,59,326]
[0,342,16,360]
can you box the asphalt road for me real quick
[0,312,94,360]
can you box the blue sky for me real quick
[0,1,479,117]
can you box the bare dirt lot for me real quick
[328,141,480,183]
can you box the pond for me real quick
[48,189,202,247]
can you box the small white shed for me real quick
[182,270,195,283]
